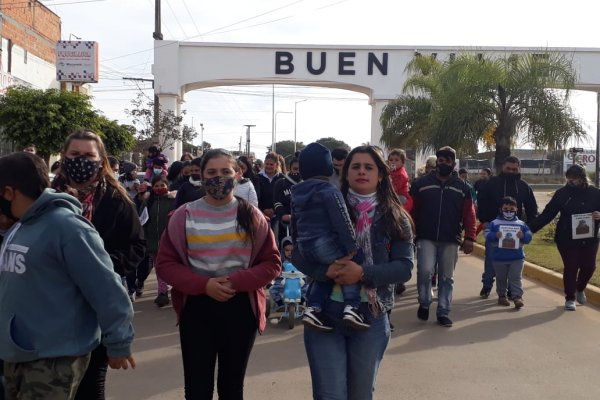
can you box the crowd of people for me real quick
[0,133,599,400]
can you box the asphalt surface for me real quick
[107,247,600,400]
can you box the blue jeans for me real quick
[416,240,459,317]
[481,240,496,289]
[304,301,390,400]
[494,260,524,298]
[299,236,347,265]
[308,280,362,310]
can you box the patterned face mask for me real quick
[64,156,101,184]
[203,176,235,200]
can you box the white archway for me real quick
[154,41,600,161]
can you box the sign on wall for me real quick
[564,149,596,172]
[56,41,98,83]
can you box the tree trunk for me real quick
[493,127,511,174]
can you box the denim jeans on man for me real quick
[304,300,390,400]
[481,239,496,290]
[417,239,459,317]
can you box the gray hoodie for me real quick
[0,189,134,362]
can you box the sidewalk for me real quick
[107,252,600,400]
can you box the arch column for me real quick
[370,99,390,147]
[156,93,181,163]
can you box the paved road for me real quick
[107,252,600,400]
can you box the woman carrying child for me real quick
[292,145,413,400]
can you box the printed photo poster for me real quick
[499,225,521,249]
[572,213,593,240]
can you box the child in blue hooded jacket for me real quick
[291,142,366,332]
[485,196,533,309]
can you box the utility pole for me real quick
[200,123,204,155]
[244,124,255,157]
[239,136,242,154]
[294,99,307,153]
[153,0,162,140]
[153,0,163,40]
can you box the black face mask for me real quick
[288,172,302,182]
[436,164,454,177]
[190,173,202,182]
[0,196,15,221]
[501,171,521,182]
[64,156,102,184]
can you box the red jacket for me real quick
[390,167,413,213]
[156,200,281,333]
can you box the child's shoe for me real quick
[343,305,370,330]
[513,297,524,309]
[498,296,510,306]
[154,292,170,308]
[302,307,334,332]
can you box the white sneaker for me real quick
[576,291,587,305]
[565,300,576,311]
[342,305,370,330]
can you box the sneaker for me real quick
[395,283,406,296]
[302,307,334,332]
[343,305,370,330]
[576,291,587,305]
[437,316,453,327]
[513,297,524,309]
[498,296,510,306]
[389,322,395,332]
[565,300,577,311]
[480,287,491,299]
[128,292,136,303]
[135,285,144,298]
[417,305,429,321]
[154,293,170,308]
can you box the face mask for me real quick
[288,172,302,182]
[567,180,584,188]
[153,187,168,196]
[436,164,454,177]
[64,156,101,184]
[502,172,520,182]
[114,172,120,180]
[502,211,516,220]
[0,196,15,220]
[203,176,236,200]
[153,168,163,176]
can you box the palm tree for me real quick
[380,52,587,171]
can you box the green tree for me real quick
[380,52,586,171]
[274,140,305,159]
[315,137,351,151]
[92,116,136,158]
[125,93,198,152]
[0,86,97,162]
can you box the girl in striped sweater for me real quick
[156,149,281,400]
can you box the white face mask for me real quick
[502,211,516,220]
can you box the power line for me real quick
[181,0,201,37]
[1,0,107,10]
[164,0,188,38]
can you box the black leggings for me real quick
[179,292,257,400]
[74,344,108,400]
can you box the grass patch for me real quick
[477,224,600,288]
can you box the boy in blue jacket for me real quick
[291,142,366,332]
[0,152,135,399]
[485,196,533,309]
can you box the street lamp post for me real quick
[199,123,204,155]
[294,99,307,153]
[273,111,292,153]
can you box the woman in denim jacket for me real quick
[292,145,414,400]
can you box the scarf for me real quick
[347,189,379,313]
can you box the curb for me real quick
[472,243,600,306]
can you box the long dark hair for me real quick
[237,156,255,180]
[53,129,132,204]
[340,146,413,240]
[201,149,256,242]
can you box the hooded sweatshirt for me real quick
[0,189,134,363]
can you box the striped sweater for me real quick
[185,198,252,277]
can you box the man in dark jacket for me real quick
[273,156,302,238]
[410,146,477,327]
[477,156,538,298]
